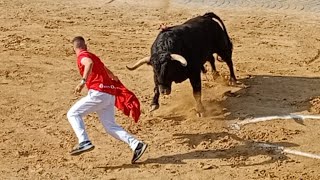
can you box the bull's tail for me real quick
[203,12,227,31]
[203,12,232,48]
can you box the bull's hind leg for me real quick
[207,54,220,80]
[225,60,237,86]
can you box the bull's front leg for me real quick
[190,73,205,117]
[150,75,160,112]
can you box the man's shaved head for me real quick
[72,36,87,50]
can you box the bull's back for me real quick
[180,17,218,58]
[157,21,213,47]
[152,14,223,63]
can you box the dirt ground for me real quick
[1,0,320,179]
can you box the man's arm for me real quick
[74,57,93,94]
[81,57,93,80]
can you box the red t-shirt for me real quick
[77,50,117,95]
[76,50,141,122]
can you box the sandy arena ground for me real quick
[1,0,320,179]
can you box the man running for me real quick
[67,36,147,163]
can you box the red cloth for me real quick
[77,50,141,122]
[113,81,141,123]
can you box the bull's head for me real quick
[126,53,187,95]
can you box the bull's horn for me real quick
[126,56,150,70]
[171,54,187,67]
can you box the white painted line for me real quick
[255,143,320,160]
[229,115,320,160]
[230,114,320,130]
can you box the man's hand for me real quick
[74,82,85,94]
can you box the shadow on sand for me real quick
[142,132,296,166]
[96,132,298,170]
[221,75,320,120]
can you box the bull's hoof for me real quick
[195,105,205,117]
[211,71,220,80]
[150,104,159,112]
[228,80,248,88]
[228,78,244,86]
[196,112,204,117]
[228,79,237,86]
[201,68,208,74]
[192,108,204,117]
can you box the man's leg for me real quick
[67,90,104,155]
[96,97,139,150]
[96,94,147,163]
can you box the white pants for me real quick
[67,89,140,151]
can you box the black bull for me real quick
[126,12,236,115]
